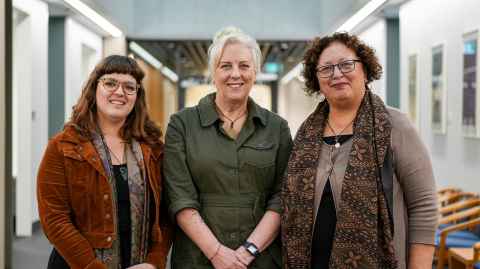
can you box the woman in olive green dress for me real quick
[164,27,293,269]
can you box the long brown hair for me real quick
[67,55,162,145]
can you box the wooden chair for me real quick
[448,241,480,269]
[438,192,479,208]
[436,206,480,269]
[440,198,480,218]
[438,187,461,196]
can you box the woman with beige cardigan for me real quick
[281,32,438,269]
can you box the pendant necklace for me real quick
[107,143,125,164]
[107,142,128,178]
[216,105,247,129]
[325,118,354,148]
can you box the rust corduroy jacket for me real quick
[37,126,172,269]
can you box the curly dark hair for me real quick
[302,32,382,95]
[66,55,162,145]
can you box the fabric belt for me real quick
[199,193,266,222]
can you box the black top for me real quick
[113,164,131,269]
[311,134,353,269]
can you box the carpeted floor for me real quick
[13,227,51,269]
[12,226,172,269]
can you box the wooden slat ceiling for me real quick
[130,40,308,79]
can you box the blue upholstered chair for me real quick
[436,208,480,269]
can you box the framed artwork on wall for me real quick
[408,54,419,126]
[462,31,479,137]
[431,45,447,134]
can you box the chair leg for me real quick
[438,246,446,269]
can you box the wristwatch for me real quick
[243,241,260,257]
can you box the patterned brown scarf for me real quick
[91,132,150,268]
[281,91,397,268]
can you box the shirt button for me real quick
[230,233,237,239]
[105,214,111,219]
[103,194,109,200]
[106,236,112,242]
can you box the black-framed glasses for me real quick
[98,77,139,95]
[316,59,362,78]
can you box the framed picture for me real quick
[431,45,447,134]
[462,32,479,137]
[408,54,419,126]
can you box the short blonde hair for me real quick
[207,26,262,77]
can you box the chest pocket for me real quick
[62,147,92,230]
[241,142,276,168]
[62,147,91,191]
[241,142,277,192]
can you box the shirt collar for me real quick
[197,92,267,127]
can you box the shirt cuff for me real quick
[266,196,282,214]
[409,228,437,245]
[168,199,201,220]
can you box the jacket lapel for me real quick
[60,127,108,179]
[78,141,108,180]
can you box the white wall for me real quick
[357,19,387,101]
[65,18,103,120]
[12,0,48,236]
[0,0,6,265]
[399,0,480,190]
[278,78,319,136]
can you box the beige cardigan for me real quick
[313,107,438,269]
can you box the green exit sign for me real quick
[264,62,282,74]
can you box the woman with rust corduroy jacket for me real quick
[37,55,172,269]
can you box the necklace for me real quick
[215,105,247,129]
[325,118,354,148]
[107,142,125,164]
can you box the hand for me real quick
[211,245,247,269]
[235,246,255,266]
[127,263,156,269]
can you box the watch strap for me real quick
[243,241,260,257]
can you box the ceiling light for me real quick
[336,0,387,32]
[129,42,162,69]
[280,0,387,84]
[63,0,123,37]
[129,42,179,82]
[160,66,179,83]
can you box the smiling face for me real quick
[95,73,138,124]
[317,42,367,109]
[213,42,256,103]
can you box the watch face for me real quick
[247,245,256,253]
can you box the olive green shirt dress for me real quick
[164,93,293,268]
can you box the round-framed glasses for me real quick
[316,59,362,78]
[98,77,139,95]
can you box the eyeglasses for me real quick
[98,77,139,95]
[316,59,362,78]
